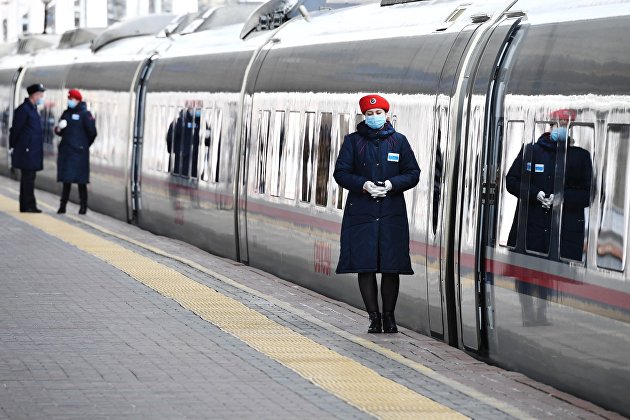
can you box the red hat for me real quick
[550,108,577,121]
[359,94,389,114]
[68,89,82,101]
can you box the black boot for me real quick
[382,312,398,333]
[78,184,88,214]
[367,312,382,334]
[57,201,67,214]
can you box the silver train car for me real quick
[2,0,630,415]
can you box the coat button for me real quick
[376,218,380,221]
[376,200,380,203]
[376,163,380,166]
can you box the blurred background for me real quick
[0,0,233,42]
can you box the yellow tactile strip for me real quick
[0,196,466,420]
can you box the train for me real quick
[1,0,630,415]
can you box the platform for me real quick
[0,176,622,420]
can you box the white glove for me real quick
[536,191,546,206]
[384,180,392,192]
[58,119,67,129]
[542,193,554,209]
[363,181,386,198]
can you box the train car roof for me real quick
[90,13,177,52]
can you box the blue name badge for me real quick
[535,164,544,173]
[387,153,399,162]
[71,114,80,121]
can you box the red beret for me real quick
[359,94,389,114]
[550,108,576,121]
[68,89,82,101]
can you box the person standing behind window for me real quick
[334,94,420,334]
[9,83,46,213]
[54,89,97,215]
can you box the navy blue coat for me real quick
[334,122,420,274]
[166,111,208,178]
[55,102,97,184]
[506,133,592,260]
[9,98,44,171]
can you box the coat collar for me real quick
[357,121,395,140]
[23,98,37,109]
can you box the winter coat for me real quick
[506,133,592,260]
[9,98,44,171]
[55,102,97,184]
[334,121,420,274]
[166,111,209,178]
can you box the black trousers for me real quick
[61,183,87,204]
[19,170,37,211]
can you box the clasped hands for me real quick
[536,191,554,209]
[364,181,392,198]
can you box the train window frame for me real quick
[559,123,595,265]
[334,113,351,210]
[300,111,316,204]
[255,110,271,194]
[268,110,285,197]
[596,124,630,273]
[315,112,333,207]
[284,111,301,200]
[211,108,223,183]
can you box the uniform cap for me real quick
[359,94,389,114]
[68,89,82,101]
[26,83,46,95]
[550,108,577,121]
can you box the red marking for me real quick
[314,241,332,276]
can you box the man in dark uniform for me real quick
[9,83,46,213]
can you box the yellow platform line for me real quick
[0,195,466,420]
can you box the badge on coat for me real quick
[72,114,80,120]
[387,153,399,162]
[526,162,544,172]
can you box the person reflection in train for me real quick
[54,89,97,215]
[166,108,209,178]
[334,94,420,334]
[506,108,592,326]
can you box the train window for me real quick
[284,112,301,200]
[597,125,630,272]
[560,124,594,263]
[301,112,315,203]
[268,111,285,197]
[500,121,526,248]
[255,110,271,194]
[335,113,351,210]
[211,109,223,183]
[200,108,212,182]
[315,112,333,207]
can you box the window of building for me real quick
[315,112,333,206]
[597,125,630,272]
[301,112,315,203]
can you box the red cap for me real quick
[359,94,389,114]
[550,108,576,121]
[68,89,82,101]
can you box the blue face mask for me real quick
[68,99,78,109]
[550,126,568,142]
[36,98,44,106]
[195,110,202,118]
[365,113,386,130]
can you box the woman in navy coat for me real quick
[54,89,97,214]
[334,94,420,333]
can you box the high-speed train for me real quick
[1,0,630,415]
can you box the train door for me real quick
[0,67,22,175]
[236,44,273,264]
[454,16,524,352]
[428,28,481,343]
[128,56,156,223]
